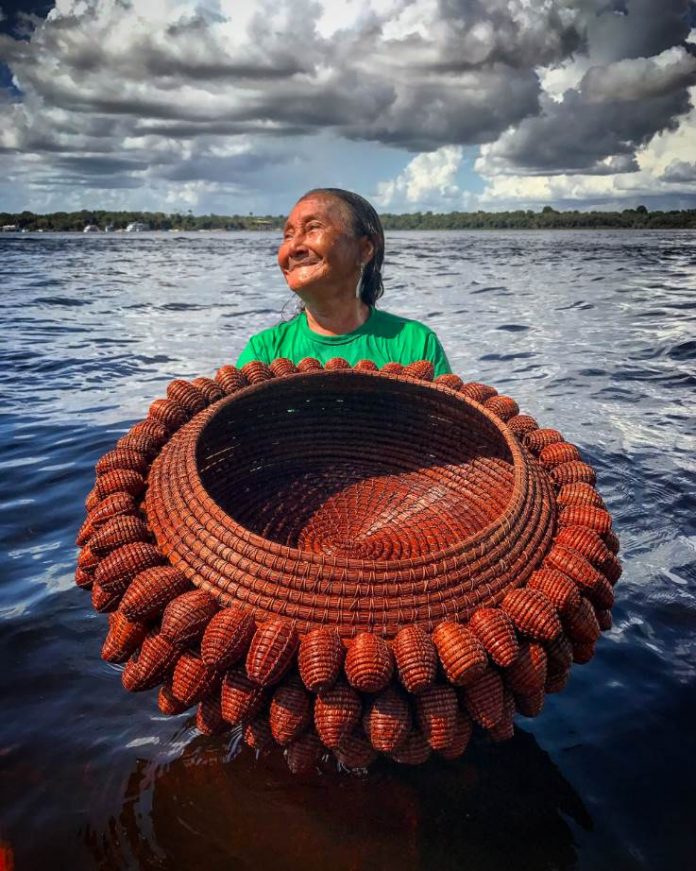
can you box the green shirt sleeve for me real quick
[236,336,263,368]
[424,331,452,377]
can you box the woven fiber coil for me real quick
[364,686,411,753]
[75,358,620,772]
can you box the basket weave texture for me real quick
[75,358,621,773]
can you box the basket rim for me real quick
[162,367,530,571]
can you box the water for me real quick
[1,230,695,870]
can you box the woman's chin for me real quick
[286,273,326,296]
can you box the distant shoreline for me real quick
[2,206,695,232]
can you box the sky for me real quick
[1,0,696,215]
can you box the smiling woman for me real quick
[236,188,452,375]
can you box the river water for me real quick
[1,230,694,870]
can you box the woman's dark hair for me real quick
[299,187,385,307]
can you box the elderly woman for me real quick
[236,188,452,375]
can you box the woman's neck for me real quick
[304,298,371,336]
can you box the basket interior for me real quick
[197,373,515,561]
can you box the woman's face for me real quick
[278,195,372,298]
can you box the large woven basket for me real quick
[76,358,620,772]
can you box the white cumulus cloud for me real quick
[376,145,465,208]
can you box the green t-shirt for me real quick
[236,307,452,376]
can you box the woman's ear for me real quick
[359,236,375,266]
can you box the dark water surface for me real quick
[1,230,695,870]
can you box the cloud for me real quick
[661,159,696,182]
[477,90,696,209]
[476,47,696,177]
[0,0,585,209]
[0,0,695,211]
[376,145,465,207]
[0,0,580,153]
[581,47,696,102]
[582,0,694,63]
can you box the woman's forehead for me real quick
[286,194,350,227]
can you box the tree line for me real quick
[2,205,695,231]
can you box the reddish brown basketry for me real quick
[415,684,458,750]
[440,711,473,759]
[171,651,221,706]
[101,612,147,663]
[119,566,192,621]
[364,686,411,753]
[344,633,393,692]
[158,682,189,716]
[392,625,437,693]
[484,394,519,421]
[489,691,516,742]
[220,669,266,725]
[75,359,620,772]
[468,608,519,667]
[91,468,146,506]
[431,622,488,686]
[269,677,312,745]
[538,441,581,468]
[504,641,547,696]
[243,715,274,753]
[117,420,169,458]
[502,589,562,642]
[76,492,140,546]
[527,568,582,617]
[201,606,256,669]
[149,397,190,432]
[554,527,611,567]
[246,618,299,687]
[515,687,545,718]
[160,590,219,646]
[196,693,229,735]
[91,582,121,613]
[95,542,164,595]
[391,730,431,765]
[463,667,504,729]
[551,461,597,487]
[286,731,323,774]
[96,448,150,477]
[546,633,573,672]
[215,364,248,394]
[562,598,601,644]
[460,381,496,402]
[88,515,151,557]
[335,730,378,770]
[556,482,605,509]
[166,379,208,416]
[191,376,226,404]
[122,631,178,692]
[297,628,344,693]
[524,428,562,453]
[314,681,362,749]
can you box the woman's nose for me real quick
[287,231,306,252]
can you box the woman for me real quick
[236,188,452,375]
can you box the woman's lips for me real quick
[287,255,321,270]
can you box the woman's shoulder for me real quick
[254,311,303,339]
[371,308,439,338]
[236,313,302,366]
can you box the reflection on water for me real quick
[1,230,695,869]
[82,730,591,871]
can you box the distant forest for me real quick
[2,205,696,231]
